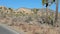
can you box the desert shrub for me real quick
[37,17,45,24]
[8,8,13,11]
[15,14,20,17]
[34,33,40,34]
[44,15,54,25]
[0,7,2,9]
[36,14,54,26]
[25,16,33,23]
[32,8,39,14]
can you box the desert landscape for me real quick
[0,6,60,34]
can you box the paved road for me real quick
[0,25,19,34]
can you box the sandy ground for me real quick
[8,23,60,34]
[0,18,60,34]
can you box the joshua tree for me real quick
[54,0,58,23]
[42,0,57,25]
[49,0,59,24]
[42,0,49,23]
[48,0,59,25]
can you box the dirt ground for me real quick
[8,23,60,34]
[0,18,60,34]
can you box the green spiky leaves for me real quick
[46,3,48,7]
[42,0,48,7]
[42,0,45,5]
[53,0,55,2]
[42,0,55,7]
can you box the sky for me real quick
[0,0,60,12]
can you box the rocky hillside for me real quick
[0,6,60,34]
[0,6,60,17]
[0,6,58,14]
[0,6,60,26]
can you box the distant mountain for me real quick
[0,6,60,17]
[16,8,34,14]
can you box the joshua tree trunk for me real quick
[46,7,48,23]
[45,2,48,23]
[54,0,58,23]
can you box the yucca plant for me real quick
[42,0,57,25]
[42,0,50,23]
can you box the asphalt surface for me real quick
[0,25,19,34]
